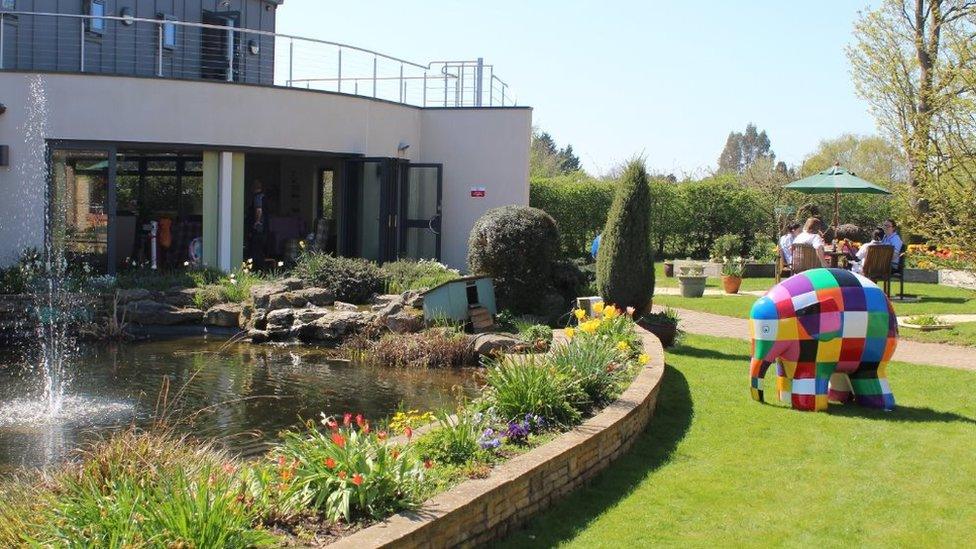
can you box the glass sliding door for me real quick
[344,159,389,262]
[400,164,442,261]
[50,148,113,272]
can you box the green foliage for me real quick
[519,324,554,345]
[596,160,655,312]
[416,409,487,466]
[276,418,429,523]
[550,335,626,407]
[718,123,774,173]
[672,175,766,258]
[0,248,43,294]
[529,175,616,258]
[467,205,561,312]
[721,257,745,277]
[291,252,383,304]
[380,259,459,294]
[530,129,584,178]
[710,234,744,261]
[748,234,778,262]
[484,353,585,426]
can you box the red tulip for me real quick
[343,413,352,426]
[424,459,433,469]
[405,426,413,439]
[377,431,388,440]
[331,433,346,448]
[338,471,347,480]
[325,458,336,469]
[355,414,365,427]
[352,473,363,486]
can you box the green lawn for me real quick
[899,322,976,346]
[500,334,976,547]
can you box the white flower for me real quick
[183,261,190,267]
[277,261,284,267]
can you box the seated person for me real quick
[792,217,828,268]
[779,222,801,265]
[851,228,884,274]
[881,219,904,269]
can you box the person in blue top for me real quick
[591,233,602,259]
[881,219,903,269]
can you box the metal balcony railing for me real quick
[0,10,517,108]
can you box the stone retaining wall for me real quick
[332,326,666,548]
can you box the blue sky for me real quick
[277,0,879,176]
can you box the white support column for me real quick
[218,151,234,271]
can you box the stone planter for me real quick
[903,268,939,284]
[722,275,742,294]
[742,262,775,278]
[678,276,707,298]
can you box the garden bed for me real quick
[333,324,665,548]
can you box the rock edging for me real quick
[331,325,666,548]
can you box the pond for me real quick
[0,337,479,472]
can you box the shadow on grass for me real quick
[497,365,693,548]
[668,342,751,363]
[904,296,971,305]
[828,403,976,425]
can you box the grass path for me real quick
[499,334,976,547]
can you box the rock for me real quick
[267,287,335,310]
[160,288,199,307]
[294,307,332,324]
[381,308,424,334]
[248,308,267,330]
[265,308,295,331]
[370,294,402,309]
[204,303,243,328]
[125,300,204,325]
[249,278,305,309]
[248,329,270,343]
[468,333,525,357]
[116,288,154,303]
[296,310,373,342]
[334,301,359,312]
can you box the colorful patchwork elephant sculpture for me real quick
[749,268,897,412]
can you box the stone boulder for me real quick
[333,301,359,312]
[250,277,305,309]
[160,288,199,307]
[247,329,270,343]
[402,290,424,308]
[116,288,154,304]
[204,303,243,328]
[267,287,335,310]
[370,294,402,309]
[296,310,374,342]
[125,300,204,326]
[468,333,525,357]
[372,300,424,334]
[265,308,295,339]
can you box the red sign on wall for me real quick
[470,186,486,198]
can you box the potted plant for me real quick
[638,307,681,348]
[663,261,675,278]
[677,265,707,298]
[721,257,744,294]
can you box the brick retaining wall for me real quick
[332,326,666,548]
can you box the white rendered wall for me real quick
[0,72,530,269]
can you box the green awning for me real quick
[783,165,891,195]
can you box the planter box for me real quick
[742,262,775,278]
[903,268,939,284]
[673,260,720,277]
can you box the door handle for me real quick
[428,214,441,236]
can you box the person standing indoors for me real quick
[792,217,828,268]
[779,222,801,265]
[249,180,268,266]
[881,219,903,269]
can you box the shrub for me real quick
[467,205,561,313]
[483,353,584,426]
[595,160,655,313]
[380,259,459,294]
[549,335,624,407]
[710,233,744,261]
[276,414,429,522]
[835,223,869,242]
[416,409,487,466]
[529,175,616,258]
[291,252,383,304]
[748,233,778,262]
[367,329,473,368]
[519,324,554,346]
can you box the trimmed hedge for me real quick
[529,175,615,259]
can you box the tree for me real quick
[799,134,907,184]
[847,0,976,215]
[530,128,584,178]
[718,123,775,173]
[595,159,655,314]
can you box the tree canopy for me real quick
[717,123,775,173]
[530,129,584,177]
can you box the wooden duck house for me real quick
[421,276,497,331]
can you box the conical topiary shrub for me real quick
[596,159,655,314]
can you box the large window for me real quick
[51,149,110,271]
[86,0,106,35]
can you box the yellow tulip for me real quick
[592,302,605,315]
[617,341,630,352]
[574,309,586,320]
[565,327,576,340]
[638,353,650,365]
[603,306,619,319]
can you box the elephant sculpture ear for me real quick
[796,297,843,342]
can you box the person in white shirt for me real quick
[851,228,885,274]
[881,219,904,269]
[778,222,801,265]
[792,217,828,268]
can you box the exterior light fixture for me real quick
[397,142,410,153]
[248,40,260,55]
[0,103,6,116]
[120,7,134,25]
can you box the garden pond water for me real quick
[0,337,479,472]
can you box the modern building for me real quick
[0,1,530,273]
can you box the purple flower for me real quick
[506,420,531,444]
[478,428,502,450]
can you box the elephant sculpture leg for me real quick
[749,358,773,402]
[828,372,855,404]
[786,360,833,412]
[850,361,896,410]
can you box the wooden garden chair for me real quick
[775,247,792,283]
[861,244,895,296]
[790,243,821,275]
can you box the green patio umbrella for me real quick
[783,164,891,229]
